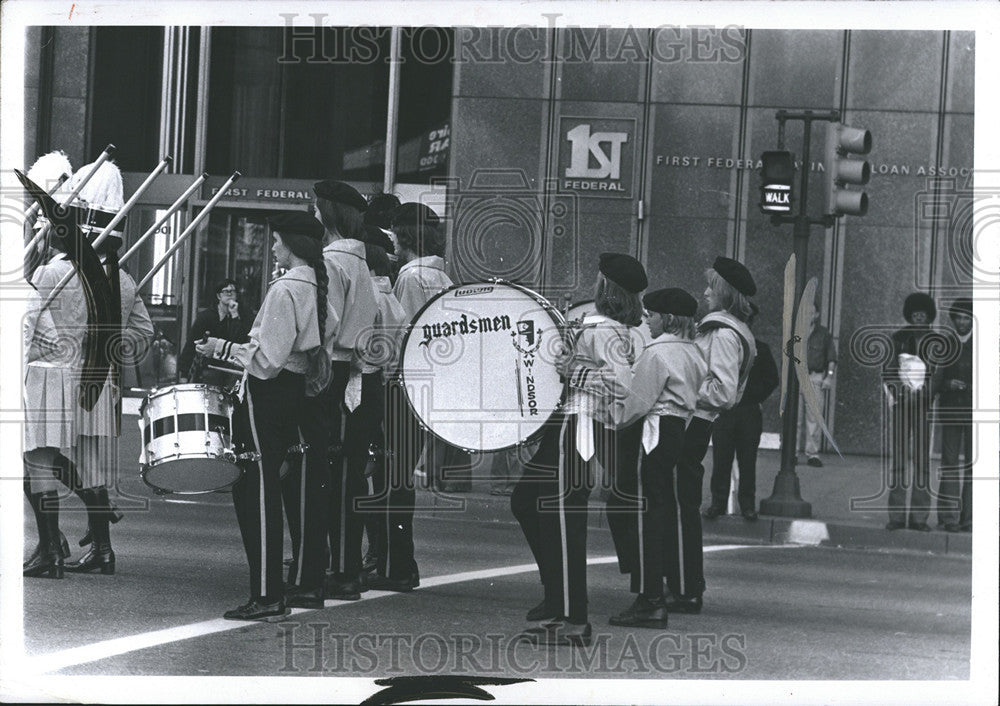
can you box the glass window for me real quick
[197,208,273,323]
[89,27,164,171]
[206,27,391,181]
[394,28,454,184]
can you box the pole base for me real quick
[759,471,813,518]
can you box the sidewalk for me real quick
[416,448,972,557]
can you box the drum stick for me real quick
[137,171,241,290]
[38,156,173,313]
[515,357,524,416]
[23,174,69,220]
[22,144,117,259]
[120,172,208,265]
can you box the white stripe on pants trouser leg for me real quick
[246,385,268,597]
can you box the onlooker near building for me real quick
[934,298,973,533]
[799,309,838,467]
[178,278,250,386]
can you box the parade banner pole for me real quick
[120,172,208,266]
[137,171,241,291]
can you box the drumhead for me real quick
[566,299,652,352]
[399,281,565,452]
[142,458,242,495]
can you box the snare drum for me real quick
[398,281,565,452]
[139,384,242,494]
[566,299,651,353]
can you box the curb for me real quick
[417,490,972,557]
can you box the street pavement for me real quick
[7,409,983,701]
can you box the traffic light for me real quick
[825,122,872,216]
[760,151,795,214]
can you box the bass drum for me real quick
[398,281,566,453]
[565,299,651,354]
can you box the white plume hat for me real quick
[26,151,73,192]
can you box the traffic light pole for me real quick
[760,110,838,518]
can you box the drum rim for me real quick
[396,278,567,454]
[140,460,242,495]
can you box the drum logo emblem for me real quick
[511,320,542,355]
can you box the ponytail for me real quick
[312,258,328,344]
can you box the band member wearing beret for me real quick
[603,288,708,628]
[313,180,380,600]
[512,252,647,646]
[668,257,757,614]
[704,303,779,522]
[934,298,973,533]
[356,235,409,575]
[882,292,938,532]
[369,202,453,592]
[198,211,337,620]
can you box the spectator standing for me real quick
[178,279,250,386]
[934,298,973,533]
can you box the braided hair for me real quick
[280,232,327,344]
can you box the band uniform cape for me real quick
[16,169,116,413]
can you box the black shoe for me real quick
[24,491,65,579]
[25,531,70,568]
[806,456,823,468]
[741,509,759,522]
[286,585,325,609]
[325,576,362,601]
[223,599,289,622]
[609,595,668,629]
[885,520,906,531]
[909,522,931,532]
[664,594,703,614]
[365,574,416,593]
[526,599,559,622]
[943,523,962,533]
[702,505,725,520]
[65,545,116,574]
[535,621,592,647]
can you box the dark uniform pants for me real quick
[937,405,973,527]
[622,415,686,597]
[326,363,380,580]
[232,371,302,603]
[669,415,713,598]
[511,413,610,624]
[709,403,763,513]
[281,391,330,591]
[603,421,643,576]
[888,391,931,526]
[378,376,425,580]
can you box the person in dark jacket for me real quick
[178,278,251,385]
[934,298,973,532]
[704,304,779,521]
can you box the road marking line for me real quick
[24,544,795,674]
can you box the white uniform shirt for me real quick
[323,239,379,362]
[393,255,452,321]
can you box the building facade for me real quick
[23,25,975,455]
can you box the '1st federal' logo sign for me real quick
[559,117,635,199]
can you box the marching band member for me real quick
[67,226,153,574]
[197,211,337,620]
[313,180,380,601]
[667,257,757,615]
[604,288,706,628]
[512,253,647,647]
[369,202,452,592]
[22,237,82,579]
[357,232,408,575]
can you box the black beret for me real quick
[643,288,698,317]
[364,193,402,229]
[948,297,972,317]
[268,211,325,241]
[392,202,440,229]
[362,224,395,254]
[313,180,368,212]
[599,252,648,293]
[903,292,936,323]
[713,256,756,297]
